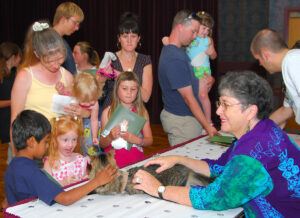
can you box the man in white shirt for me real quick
[251,28,300,144]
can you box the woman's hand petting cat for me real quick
[133,169,161,197]
[144,156,179,173]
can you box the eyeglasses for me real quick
[216,100,242,111]
[183,12,198,22]
[41,55,65,66]
[69,17,81,27]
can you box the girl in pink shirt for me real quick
[44,115,89,187]
[100,71,153,168]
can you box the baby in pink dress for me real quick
[44,115,89,187]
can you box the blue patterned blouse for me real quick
[190,119,300,218]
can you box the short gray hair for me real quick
[218,71,273,119]
[32,21,66,59]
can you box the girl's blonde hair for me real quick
[73,72,102,102]
[109,71,147,119]
[197,11,214,36]
[47,115,83,168]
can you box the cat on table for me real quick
[88,146,209,195]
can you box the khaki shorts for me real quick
[160,109,203,146]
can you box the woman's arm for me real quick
[133,169,192,206]
[10,69,31,155]
[141,64,153,102]
[135,155,272,210]
[189,155,272,210]
[145,155,210,177]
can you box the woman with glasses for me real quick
[10,21,82,157]
[133,71,300,217]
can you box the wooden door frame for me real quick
[284,7,300,41]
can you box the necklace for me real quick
[119,51,136,72]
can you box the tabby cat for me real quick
[88,148,207,195]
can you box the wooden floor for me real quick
[0,124,169,211]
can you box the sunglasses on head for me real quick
[183,12,198,22]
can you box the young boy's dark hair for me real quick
[12,110,51,151]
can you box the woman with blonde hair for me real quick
[10,20,88,156]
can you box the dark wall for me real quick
[269,0,300,35]
[0,0,218,124]
[218,0,269,65]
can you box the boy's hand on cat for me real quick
[144,156,178,173]
[94,165,117,186]
[133,169,161,197]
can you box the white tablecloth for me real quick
[5,136,243,218]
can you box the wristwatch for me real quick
[157,185,166,199]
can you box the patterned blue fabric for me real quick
[198,119,300,217]
[190,155,273,212]
[208,163,224,177]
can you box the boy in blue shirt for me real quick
[5,110,117,206]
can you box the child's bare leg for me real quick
[198,78,212,124]
[1,197,8,209]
